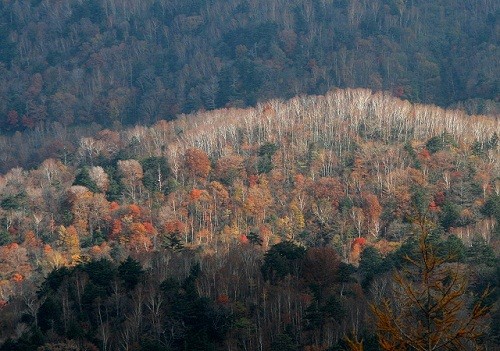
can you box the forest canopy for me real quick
[0,89,498,350]
[0,0,498,137]
[0,0,498,349]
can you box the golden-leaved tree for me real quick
[371,216,491,351]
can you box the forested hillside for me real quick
[0,0,498,136]
[0,89,498,350]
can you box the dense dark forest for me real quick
[1,0,499,172]
[0,89,498,350]
[0,0,498,133]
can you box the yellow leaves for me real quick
[344,335,364,351]
[57,225,80,264]
[290,200,305,232]
[276,216,293,240]
[43,248,67,270]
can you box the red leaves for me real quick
[429,201,439,212]
[143,222,155,234]
[239,234,249,244]
[419,148,431,160]
[352,237,367,248]
[248,174,259,187]
[6,110,19,126]
[129,204,141,218]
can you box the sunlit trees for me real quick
[117,160,144,202]
[0,74,499,349]
[56,225,80,264]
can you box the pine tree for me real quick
[371,216,491,350]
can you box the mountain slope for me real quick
[0,0,498,134]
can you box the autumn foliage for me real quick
[0,89,497,350]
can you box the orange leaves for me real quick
[43,244,52,254]
[164,220,186,234]
[189,188,204,201]
[110,219,122,240]
[184,148,211,179]
[128,222,152,252]
[209,181,230,203]
[23,230,41,248]
[129,204,142,218]
[4,242,19,251]
[129,221,147,235]
[110,201,120,211]
[363,193,381,221]
[11,273,23,283]
[350,238,366,265]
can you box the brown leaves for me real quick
[184,148,211,179]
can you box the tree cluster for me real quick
[0,89,498,349]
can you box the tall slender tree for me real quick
[371,215,491,351]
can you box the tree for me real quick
[141,156,171,194]
[73,168,99,193]
[118,257,144,290]
[262,241,305,282]
[184,148,211,180]
[371,216,491,351]
[117,160,144,201]
[271,333,297,351]
[358,246,386,290]
[57,225,80,264]
[364,193,382,238]
[88,166,109,193]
